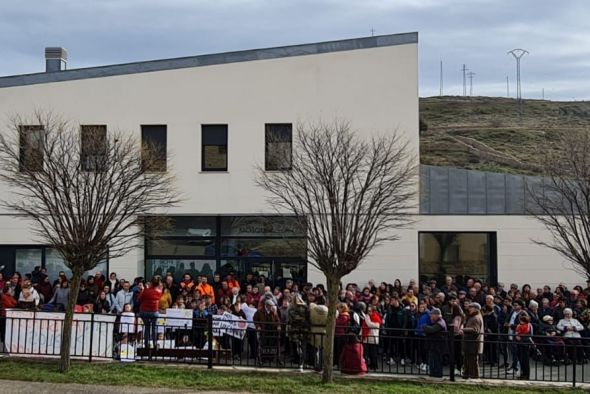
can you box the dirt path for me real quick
[0,380,248,394]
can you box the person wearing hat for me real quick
[423,307,448,378]
[538,314,565,363]
[460,302,484,379]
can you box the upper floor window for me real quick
[202,124,228,171]
[19,125,45,172]
[141,125,167,172]
[80,125,107,171]
[265,123,292,171]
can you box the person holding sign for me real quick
[138,276,163,350]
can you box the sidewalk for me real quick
[0,379,247,394]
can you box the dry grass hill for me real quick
[419,96,590,175]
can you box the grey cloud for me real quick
[0,0,588,100]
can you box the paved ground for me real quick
[0,380,245,394]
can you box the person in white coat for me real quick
[557,308,585,363]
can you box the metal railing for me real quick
[1,312,589,387]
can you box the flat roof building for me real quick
[0,32,581,288]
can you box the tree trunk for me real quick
[321,275,341,384]
[59,267,82,372]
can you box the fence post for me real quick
[88,313,95,363]
[572,350,577,388]
[207,315,213,369]
[448,324,455,382]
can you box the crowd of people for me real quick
[2,266,590,379]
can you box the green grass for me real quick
[0,359,582,394]
[419,96,590,175]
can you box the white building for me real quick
[0,33,583,289]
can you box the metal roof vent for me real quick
[45,47,68,72]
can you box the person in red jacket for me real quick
[340,334,368,375]
[138,276,163,349]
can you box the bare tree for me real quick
[530,129,590,278]
[256,120,415,383]
[0,112,180,372]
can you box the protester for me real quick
[461,302,484,379]
[138,276,163,349]
[423,308,447,378]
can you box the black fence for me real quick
[1,312,589,387]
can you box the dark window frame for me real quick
[141,125,167,172]
[417,231,497,286]
[80,125,107,171]
[19,125,45,172]
[201,124,228,172]
[265,123,293,171]
[145,215,308,286]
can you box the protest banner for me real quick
[212,312,247,339]
[4,309,116,359]
[165,308,193,328]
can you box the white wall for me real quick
[0,42,419,281]
[331,215,584,290]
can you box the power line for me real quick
[467,71,476,96]
[461,64,468,97]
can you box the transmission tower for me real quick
[507,48,529,102]
[461,64,468,96]
[467,71,476,96]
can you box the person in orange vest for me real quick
[226,274,240,292]
[196,275,215,305]
[179,273,195,292]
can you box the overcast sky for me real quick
[1,0,589,100]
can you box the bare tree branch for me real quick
[255,119,416,383]
[529,129,590,278]
[0,111,180,371]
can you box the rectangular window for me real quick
[201,125,228,171]
[418,232,497,286]
[265,123,292,170]
[141,125,167,172]
[81,125,107,171]
[19,125,45,172]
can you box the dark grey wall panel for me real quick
[419,166,431,214]
[429,166,450,214]
[486,172,506,214]
[449,168,468,214]
[505,174,525,214]
[419,165,545,215]
[467,170,486,214]
[524,177,544,215]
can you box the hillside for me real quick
[419,96,590,175]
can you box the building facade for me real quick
[0,32,582,288]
